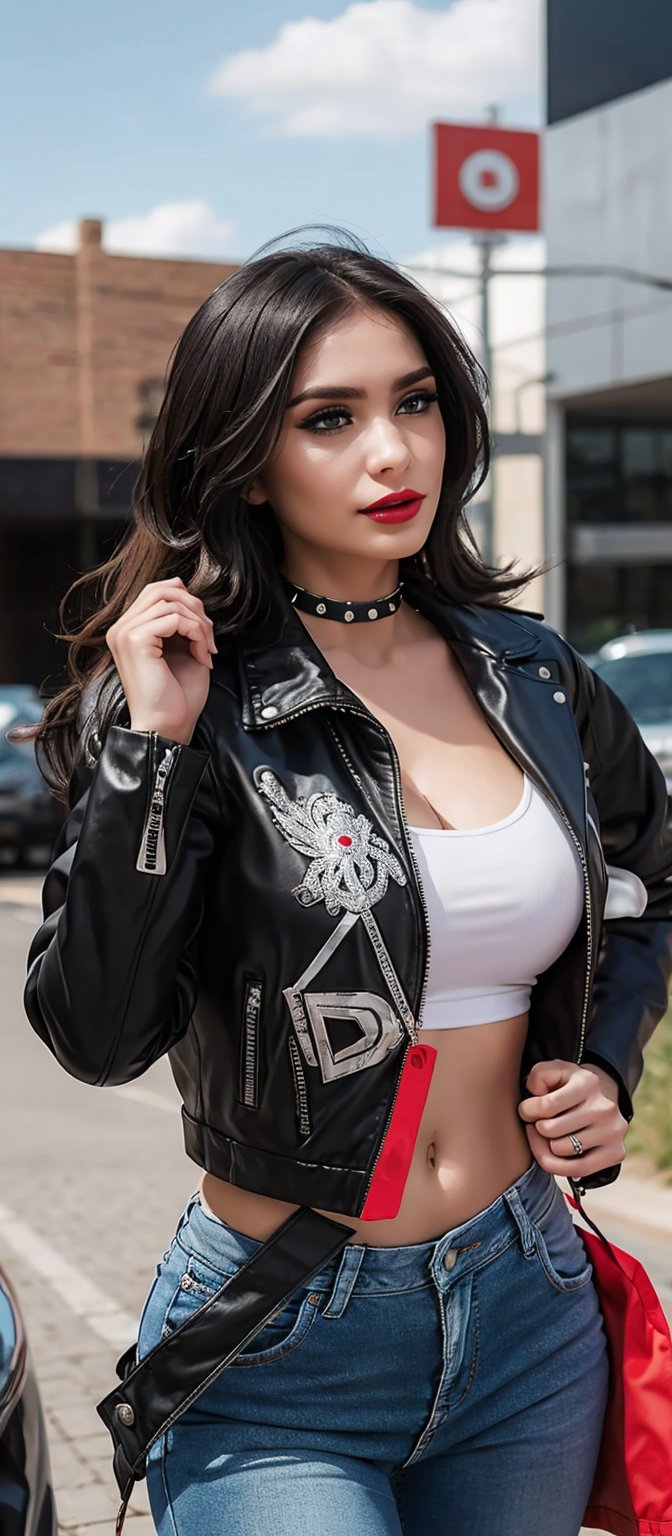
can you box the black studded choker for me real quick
[280,573,404,623]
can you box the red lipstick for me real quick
[359,488,425,524]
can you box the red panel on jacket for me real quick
[359,1043,437,1220]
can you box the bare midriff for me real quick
[201,1013,533,1245]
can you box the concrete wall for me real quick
[545,76,672,402]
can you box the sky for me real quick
[3,0,542,271]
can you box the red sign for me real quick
[433,122,540,232]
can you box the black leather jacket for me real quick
[24,565,672,1215]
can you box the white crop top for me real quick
[407,774,584,1029]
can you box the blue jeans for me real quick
[137,1158,609,1535]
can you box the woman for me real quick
[21,232,672,1536]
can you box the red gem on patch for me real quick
[337,835,353,846]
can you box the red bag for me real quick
[564,1186,672,1535]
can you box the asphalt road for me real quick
[1,872,670,1534]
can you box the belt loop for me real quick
[174,1190,200,1242]
[321,1243,365,1318]
[502,1186,536,1257]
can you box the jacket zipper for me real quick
[328,706,432,1046]
[479,710,594,1069]
[240,975,263,1109]
[136,735,180,875]
[288,1032,312,1137]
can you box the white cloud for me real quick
[35,201,237,259]
[208,0,540,139]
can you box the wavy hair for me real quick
[9,225,542,802]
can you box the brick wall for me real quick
[0,218,239,460]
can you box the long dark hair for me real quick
[10,225,542,803]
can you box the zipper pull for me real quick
[136,741,179,875]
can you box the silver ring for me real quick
[568,1133,584,1157]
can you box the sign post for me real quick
[432,121,540,565]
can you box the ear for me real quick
[243,478,269,507]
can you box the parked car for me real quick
[0,688,64,868]
[589,630,672,792]
[0,1265,57,1535]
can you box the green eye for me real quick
[398,390,439,414]
[301,390,439,435]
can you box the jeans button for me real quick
[442,1248,459,1271]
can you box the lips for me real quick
[359,491,425,524]
[359,488,423,512]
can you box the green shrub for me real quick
[627,1000,672,1181]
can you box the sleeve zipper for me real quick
[136,735,181,875]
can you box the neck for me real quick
[280,554,400,605]
[280,562,423,667]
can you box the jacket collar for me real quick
[233,564,543,731]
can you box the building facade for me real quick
[545,0,672,647]
[0,219,238,687]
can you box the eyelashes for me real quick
[299,390,440,435]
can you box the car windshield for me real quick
[592,652,672,724]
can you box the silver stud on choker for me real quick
[280,573,404,624]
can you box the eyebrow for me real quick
[286,365,436,409]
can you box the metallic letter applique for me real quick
[254,767,414,1083]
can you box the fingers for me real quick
[114,578,216,647]
[134,599,215,663]
[529,1092,626,1139]
[548,1126,593,1157]
[518,1074,588,1122]
[127,611,214,670]
[107,579,217,668]
[523,1120,626,1177]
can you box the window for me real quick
[567,562,672,652]
[566,417,672,525]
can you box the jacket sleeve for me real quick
[23,708,220,1087]
[567,647,672,1151]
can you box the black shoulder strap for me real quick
[96,1204,355,1531]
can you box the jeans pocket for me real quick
[530,1186,594,1295]
[161,1250,322,1366]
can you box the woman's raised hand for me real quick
[105,578,218,745]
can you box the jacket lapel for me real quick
[234,568,588,855]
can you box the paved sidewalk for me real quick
[3,872,669,1536]
[567,1159,672,1237]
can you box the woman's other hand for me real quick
[517,1058,628,1179]
[105,577,218,745]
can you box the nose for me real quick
[364,415,413,476]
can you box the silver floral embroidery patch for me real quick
[253,767,407,916]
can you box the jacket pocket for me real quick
[239,974,263,1109]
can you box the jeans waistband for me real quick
[176,1159,559,1313]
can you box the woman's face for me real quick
[246,305,446,587]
